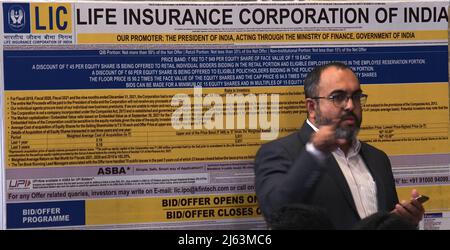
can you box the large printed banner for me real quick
[1,1,449,229]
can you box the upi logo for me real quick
[8,179,32,189]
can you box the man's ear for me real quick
[306,98,316,121]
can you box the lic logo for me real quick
[9,5,25,30]
[3,3,30,33]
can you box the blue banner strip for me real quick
[4,46,448,90]
[7,201,85,229]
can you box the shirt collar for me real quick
[306,119,319,132]
[306,119,361,156]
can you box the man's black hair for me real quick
[303,62,352,98]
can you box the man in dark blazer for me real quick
[255,62,425,229]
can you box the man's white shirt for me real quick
[305,119,378,219]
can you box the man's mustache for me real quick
[340,112,359,123]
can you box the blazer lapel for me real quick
[297,121,360,218]
[325,155,360,218]
[297,121,314,144]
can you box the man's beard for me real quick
[315,108,361,141]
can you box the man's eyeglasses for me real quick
[311,92,368,108]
